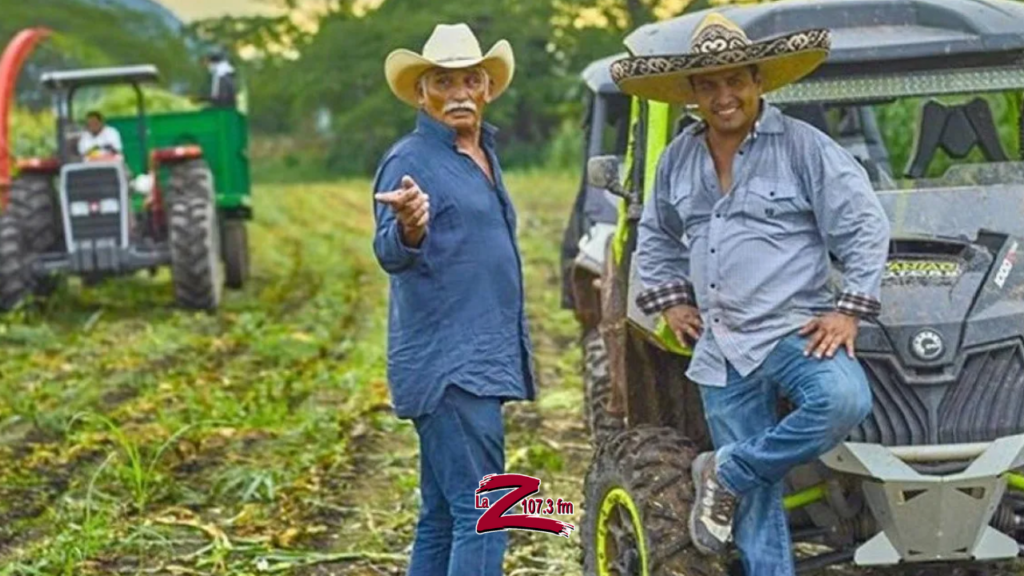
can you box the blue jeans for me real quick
[698,333,873,576]
[408,385,507,576]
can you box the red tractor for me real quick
[0,65,223,311]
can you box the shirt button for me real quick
[716,213,722,218]
[710,248,716,254]
[710,284,717,289]
[714,318,720,324]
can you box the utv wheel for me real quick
[221,218,249,289]
[0,213,30,311]
[582,426,726,576]
[8,174,61,297]
[583,329,624,447]
[168,161,222,311]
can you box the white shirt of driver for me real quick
[78,126,123,156]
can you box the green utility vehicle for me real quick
[578,0,1024,574]
[0,65,252,312]
[561,52,631,446]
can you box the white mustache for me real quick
[444,101,477,114]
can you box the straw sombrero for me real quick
[610,13,830,105]
[385,23,515,108]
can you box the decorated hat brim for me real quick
[610,28,830,105]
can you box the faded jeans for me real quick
[408,385,507,576]
[698,333,873,576]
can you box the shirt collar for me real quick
[686,99,784,138]
[415,109,499,149]
[753,101,784,135]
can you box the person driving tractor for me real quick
[77,110,123,160]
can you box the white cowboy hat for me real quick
[385,23,515,108]
[611,12,830,105]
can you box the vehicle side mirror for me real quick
[587,155,627,199]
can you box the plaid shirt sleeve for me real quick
[634,147,697,316]
[804,131,891,321]
[636,280,696,315]
[836,291,882,319]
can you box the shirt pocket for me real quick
[742,176,805,236]
[666,186,696,244]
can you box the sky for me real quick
[158,0,276,20]
[157,0,381,21]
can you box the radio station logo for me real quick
[474,473,575,538]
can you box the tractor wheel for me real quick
[582,426,726,576]
[169,159,215,201]
[0,213,31,311]
[8,174,60,254]
[221,218,249,289]
[7,174,61,297]
[583,329,624,448]
[168,183,222,311]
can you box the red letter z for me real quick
[475,473,575,537]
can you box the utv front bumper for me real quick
[821,436,1024,565]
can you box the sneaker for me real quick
[689,451,738,555]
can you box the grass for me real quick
[0,168,590,575]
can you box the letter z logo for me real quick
[475,473,575,538]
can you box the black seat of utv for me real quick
[905,97,1009,179]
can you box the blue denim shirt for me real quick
[371,111,536,419]
[635,103,890,387]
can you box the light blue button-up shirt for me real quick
[635,102,890,387]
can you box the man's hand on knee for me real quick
[799,312,858,359]
[663,304,702,346]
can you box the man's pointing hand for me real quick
[376,175,429,247]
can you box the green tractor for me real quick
[578,0,1024,574]
[0,64,251,311]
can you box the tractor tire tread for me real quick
[168,160,221,311]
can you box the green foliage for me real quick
[9,107,54,159]
[229,0,661,175]
[0,0,202,109]
[87,86,200,118]
[543,119,586,171]
[184,0,316,59]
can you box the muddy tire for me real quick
[168,160,222,311]
[583,329,624,447]
[581,426,726,576]
[0,213,31,311]
[8,174,60,255]
[7,174,61,297]
[221,218,249,289]
[169,159,215,202]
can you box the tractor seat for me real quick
[904,97,1008,179]
[66,132,82,161]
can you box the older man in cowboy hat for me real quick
[612,13,890,575]
[371,23,534,576]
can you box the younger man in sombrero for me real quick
[612,13,891,576]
